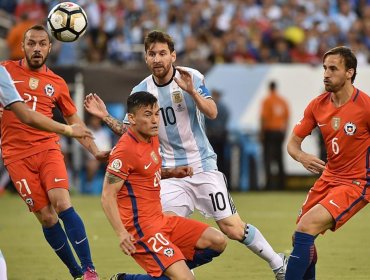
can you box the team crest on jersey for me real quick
[150,151,159,164]
[171,91,183,103]
[111,159,122,171]
[163,248,174,257]
[29,77,39,90]
[25,198,34,208]
[344,122,356,135]
[44,84,55,97]
[331,117,341,130]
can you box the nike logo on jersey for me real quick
[75,237,87,245]
[329,199,340,208]
[289,255,300,259]
[144,162,152,170]
[317,123,326,127]
[12,80,24,84]
[54,178,66,182]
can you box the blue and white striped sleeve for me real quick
[0,66,23,108]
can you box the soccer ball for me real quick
[47,2,88,42]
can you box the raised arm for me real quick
[84,93,128,136]
[64,113,110,161]
[287,132,326,174]
[101,172,136,255]
[174,67,217,119]
[9,102,93,138]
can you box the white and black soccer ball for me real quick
[47,2,88,42]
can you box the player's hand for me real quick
[174,67,196,96]
[118,231,136,256]
[172,166,193,178]
[94,150,111,162]
[69,124,94,139]
[0,107,3,120]
[84,93,109,119]
[298,152,326,174]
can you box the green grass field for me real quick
[1,191,369,280]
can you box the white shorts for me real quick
[160,170,237,221]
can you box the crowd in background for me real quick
[1,0,370,66]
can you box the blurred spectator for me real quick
[260,81,289,190]
[2,0,370,67]
[14,0,46,24]
[6,13,35,60]
[205,89,230,183]
[81,115,112,194]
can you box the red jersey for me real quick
[106,129,164,238]
[294,88,370,186]
[1,60,77,165]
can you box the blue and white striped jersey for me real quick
[0,65,23,107]
[131,67,217,173]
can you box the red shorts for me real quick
[132,216,208,277]
[6,149,68,212]
[298,178,369,231]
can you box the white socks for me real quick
[242,224,283,270]
[0,250,7,280]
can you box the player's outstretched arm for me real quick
[9,102,93,138]
[174,67,217,119]
[162,166,193,179]
[84,93,128,136]
[64,113,110,161]
[287,132,326,174]
[101,172,136,256]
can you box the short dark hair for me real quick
[323,46,357,83]
[269,81,276,91]
[127,91,158,113]
[144,30,175,53]
[23,25,52,42]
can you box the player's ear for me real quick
[171,50,176,63]
[128,113,135,125]
[347,68,354,80]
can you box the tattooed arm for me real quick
[84,93,128,136]
[102,114,128,136]
[101,172,136,255]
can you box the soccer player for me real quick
[101,91,227,280]
[1,25,108,280]
[85,30,287,279]
[286,46,370,279]
[0,65,92,138]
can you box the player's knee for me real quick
[211,230,227,252]
[38,211,58,227]
[52,200,71,214]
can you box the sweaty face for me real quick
[22,30,51,70]
[323,54,351,93]
[130,103,160,141]
[145,42,175,82]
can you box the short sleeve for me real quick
[293,99,317,138]
[56,79,77,117]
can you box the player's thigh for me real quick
[164,260,194,280]
[133,234,185,277]
[160,178,195,217]
[39,149,69,192]
[168,216,209,259]
[320,184,368,231]
[297,178,329,224]
[195,226,227,251]
[6,157,48,212]
[297,204,334,235]
[191,170,237,221]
